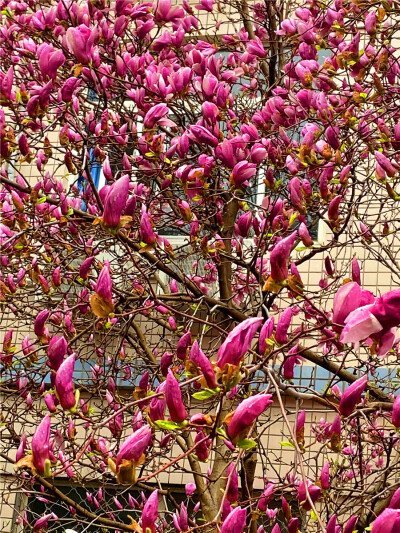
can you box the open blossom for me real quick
[341,288,400,355]
[230,161,257,189]
[333,282,368,326]
[227,393,273,441]
[65,25,97,64]
[217,317,263,368]
[144,104,169,129]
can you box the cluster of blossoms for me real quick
[1,0,400,531]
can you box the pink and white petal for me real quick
[341,306,383,344]
[376,328,397,358]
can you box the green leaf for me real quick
[37,196,47,204]
[192,388,218,401]
[279,441,295,448]
[237,439,258,450]
[310,510,317,521]
[155,420,181,431]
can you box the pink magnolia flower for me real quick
[226,463,239,502]
[343,516,358,533]
[165,369,187,422]
[231,161,257,189]
[298,222,313,247]
[144,104,169,129]
[55,354,77,410]
[217,317,263,368]
[339,376,368,417]
[47,335,68,370]
[177,331,191,360]
[220,507,247,533]
[341,288,400,355]
[140,207,157,245]
[95,262,113,303]
[60,77,81,102]
[392,395,400,427]
[333,282,364,326]
[320,461,330,489]
[66,25,97,64]
[259,317,275,354]
[194,430,210,461]
[275,308,293,345]
[141,489,158,533]
[116,425,152,467]
[185,483,196,496]
[295,409,306,445]
[269,232,297,283]
[195,0,213,12]
[371,509,400,533]
[374,150,398,178]
[189,341,217,389]
[297,480,321,510]
[37,44,65,79]
[79,257,95,280]
[227,393,273,440]
[33,513,58,531]
[31,415,51,475]
[389,487,400,509]
[34,309,50,337]
[326,515,339,533]
[365,11,377,35]
[352,257,361,284]
[102,174,130,227]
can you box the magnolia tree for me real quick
[1,0,400,531]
